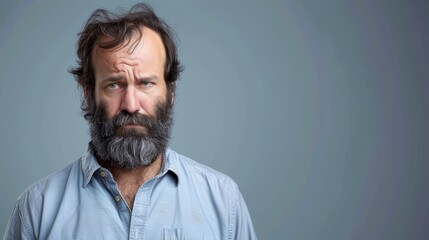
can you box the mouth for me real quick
[122,124,145,129]
[116,124,148,136]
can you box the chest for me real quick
[39,176,226,240]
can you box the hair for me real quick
[69,3,183,120]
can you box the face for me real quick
[92,27,168,121]
[88,27,173,168]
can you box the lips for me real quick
[115,124,148,136]
[122,124,145,128]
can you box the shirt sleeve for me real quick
[3,199,33,240]
[228,186,257,240]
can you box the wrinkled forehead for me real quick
[90,26,168,86]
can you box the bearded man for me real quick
[4,3,256,240]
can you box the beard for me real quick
[89,98,173,169]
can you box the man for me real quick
[3,3,256,240]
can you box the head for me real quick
[70,3,183,168]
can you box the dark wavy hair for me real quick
[69,3,183,120]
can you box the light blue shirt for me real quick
[4,147,256,240]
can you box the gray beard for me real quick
[89,100,173,169]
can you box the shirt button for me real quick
[100,171,106,177]
[114,195,121,202]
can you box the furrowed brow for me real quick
[138,75,159,82]
[101,75,123,83]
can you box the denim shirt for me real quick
[3,147,256,240]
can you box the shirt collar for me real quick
[81,144,179,187]
[81,144,102,187]
[160,148,179,184]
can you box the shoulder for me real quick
[167,149,240,194]
[6,159,83,239]
[16,159,82,211]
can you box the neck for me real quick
[108,154,162,182]
[100,154,163,209]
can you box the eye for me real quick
[141,81,153,87]
[107,83,119,90]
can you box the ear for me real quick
[171,82,176,105]
[171,93,175,105]
[170,82,175,105]
[83,86,90,105]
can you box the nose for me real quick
[120,87,141,114]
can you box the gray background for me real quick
[1,0,428,239]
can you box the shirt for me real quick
[4,147,257,240]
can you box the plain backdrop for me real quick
[1,0,428,239]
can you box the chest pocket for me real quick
[163,228,217,240]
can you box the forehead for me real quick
[91,27,166,75]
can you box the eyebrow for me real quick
[101,75,160,84]
[101,76,123,84]
[138,75,159,82]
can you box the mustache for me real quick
[112,112,156,129]
[92,110,157,138]
[90,99,173,140]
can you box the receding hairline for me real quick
[91,26,167,72]
[94,26,164,54]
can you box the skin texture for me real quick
[91,27,168,209]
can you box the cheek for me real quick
[97,96,121,118]
[138,96,159,115]
[105,103,121,118]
